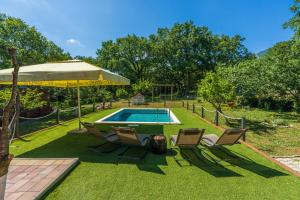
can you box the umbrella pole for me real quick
[77,80,81,129]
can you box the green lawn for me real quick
[188,101,300,156]
[10,108,300,200]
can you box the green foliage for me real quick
[197,69,235,110]
[115,88,128,99]
[73,56,99,66]
[265,40,300,112]
[97,21,252,96]
[0,13,70,69]
[0,88,47,110]
[132,80,153,95]
[98,88,112,101]
[224,39,300,113]
[284,0,300,38]
[20,89,47,110]
[97,35,153,81]
[224,58,270,100]
[0,88,12,108]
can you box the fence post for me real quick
[214,110,219,126]
[241,117,246,141]
[56,107,60,124]
[164,100,166,107]
[201,106,204,118]
[182,101,184,107]
[192,104,195,113]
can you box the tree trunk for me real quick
[0,48,19,200]
[15,91,20,138]
[0,174,7,199]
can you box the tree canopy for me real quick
[96,22,253,96]
[197,68,236,111]
[0,13,70,69]
[284,0,300,38]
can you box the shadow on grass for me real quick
[15,131,287,178]
[208,146,288,178]
[16,133,170,175]
[273,113,300,121]
[178,148,243,178]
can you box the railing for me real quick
[124,100,182,108]
[1,103,104,141]
[183,101,247,141]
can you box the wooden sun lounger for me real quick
[113,127,150,160]
[81,122,120,153]
[170,128,205,165]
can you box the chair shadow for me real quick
[15,133,168,175]
[177,148,243,178]
[208,146,288,178]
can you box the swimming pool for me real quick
[95,108,180,124]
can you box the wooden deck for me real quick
[5,158,79,200]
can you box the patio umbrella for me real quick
[0,60,130,131]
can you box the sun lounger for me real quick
[170,128,205,165]
[201,128,247,161]
[81,122,119,153]
[113,127,150,160]
[202,128,246,147]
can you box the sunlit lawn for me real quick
[190,101,300,156]
[10,108,300,200]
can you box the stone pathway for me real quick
[5,158,79,200]
[274,156,300,174]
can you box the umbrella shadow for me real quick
[15,133,169,175]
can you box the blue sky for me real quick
[1,0,295,57]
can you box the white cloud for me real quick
[66,38,82,46]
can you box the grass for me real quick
[187,101,300,156]
[10,108,300,200]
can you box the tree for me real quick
[0,13,70,69]
[223,58,271,104]
[197,69,236,112]
[150,22,215,96]
[97,35,153,82]
[212,35,254,67]
[264,40,300,113]
[284,0,300,38]
[223,39,300,113]
[96,22,252,96]
[73,55,99,66]
[0,88,47,110]
[0,47,19,199]
[132,80,153,95]
[116,88,128,99]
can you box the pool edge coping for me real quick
[94,108,181,125]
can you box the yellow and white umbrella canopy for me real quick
[0,60,130,87]
[0,60,130,130]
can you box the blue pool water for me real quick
[101,109,177,123]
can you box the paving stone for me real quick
[5,158,78,200]
[274,156,300,173]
